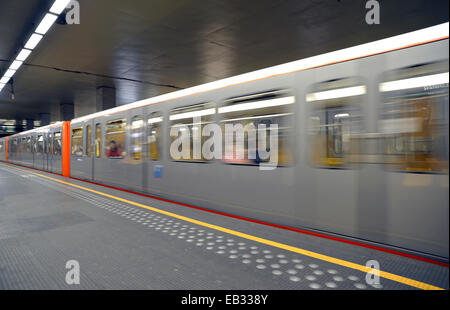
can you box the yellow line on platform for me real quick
[0,162,445,290]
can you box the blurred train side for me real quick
[1,37,448,259]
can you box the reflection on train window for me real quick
[95,124,101,158]
[169,103,215,162]
[105,119,126,158]
[53,132,62,155]
[86,125,92,156]
[26,137,31,153]
[22,138,27,154]
[131,117,144,160]
[46,134,52,154]
[307,78,365,168]
[148,113,162,160]
[37,135,44,154]
[379,62,449,173]
[71,128,83,156]
[0,142,2,153]
[219,90,294,166]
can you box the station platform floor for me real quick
[0,162,448,290]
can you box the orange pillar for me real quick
[62,121,71,177]
[5,137,8,162]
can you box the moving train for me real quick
[1,23,449,259]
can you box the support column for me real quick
[26,119,34,131]
[96,86,116,111]
[39,113,51,127]
[60,103,74,121]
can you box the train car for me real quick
[1,122,70,174]
[1,23,448,259]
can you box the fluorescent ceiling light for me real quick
[50,0,71,14]
[16,49,32,61]
[9,61,24,71]
[306,86,366,102]
[24,33,43,50]
[379,72,449,92]
[0,76,11,84]
[148,117,163,124]
[170,108,216,121]
[35,13,58,35]
[219,96,295,114]
[335,113,350,118]
[4,69,16,78]
[221,113,293,123]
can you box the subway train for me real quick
[1,23,449,259]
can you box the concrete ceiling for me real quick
[0,0,448,121]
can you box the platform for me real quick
[0,162,448,290]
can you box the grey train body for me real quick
[2,39,448,259]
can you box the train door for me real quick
[44,132,51,171]
[126,110,145,191]
[97,113,131,189]
[145,110,164,195]
[306,77,366,237]
[36,133,45,170]
[375,62,449,255]
[93,121,102,181]
[84,121,94,179]
[52,129,63,174]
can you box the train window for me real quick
[22,138,27,153]
[53,132,62,155]
[131,117,144,160]
[71,128,83,156]
[169,103,215,162]
[379,62,449,173]
[148,112,162,160]
[219,90,294,166]
[86,125,92,156]
[95,124,101,158]
[37,135,44,154]
[25,137,31,153]
[105,119,126,158]
[46,134,52,154]
[307,78,365,168]
[0,142,3,153]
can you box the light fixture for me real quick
[0,76,11,84]
[16,49,32,61]
[380,72,449,92]
[148,117,163,124]
[24,33,43,50]
[9,61,23,71]
[221,113,293,123]
[218,96,295,114]
[4,69,16,78]
[335,113,350,118]
[306,86,366,102]
[49,0,71,15]
[170,108,216,121]
[35,13,58,35]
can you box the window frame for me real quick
[105,119,126,159]
[71,127,84,157]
